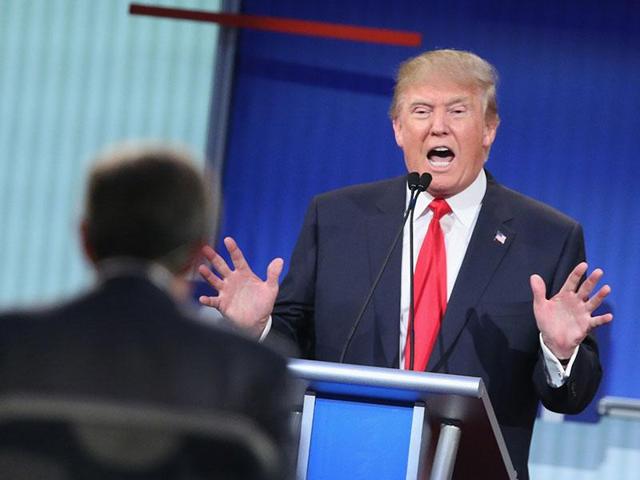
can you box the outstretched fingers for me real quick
[198,245,224,308]
[586,283,612,313]
[202,244,232,278]
[224,237,250,272]
[577,268,604,301]
[198,264,223,290]
[266,258,284,286]
[529,274,547,305]
[560,262,588,293]
[590,312,614,329]
[198,294,220,309]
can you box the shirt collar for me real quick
[406,169,487,227]
[96,257,175,293]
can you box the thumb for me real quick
[266,258,284,286]
[529,274,547,307]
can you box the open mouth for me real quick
[426,146,455,168]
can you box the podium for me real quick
[288,359,516,480]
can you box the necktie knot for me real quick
[429,198,451,220]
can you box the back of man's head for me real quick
[83,143,213,274]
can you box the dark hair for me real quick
[84,144,213,273]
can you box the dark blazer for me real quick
[273,172,602,479]
[0,273,291,460]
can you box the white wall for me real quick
[530,417,640,479]
[0,0,221,308]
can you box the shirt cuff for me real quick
[539,333,579,388]
[258,315,273,342]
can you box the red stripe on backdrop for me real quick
[129,4,422,47]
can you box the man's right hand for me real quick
[198,237,284,338]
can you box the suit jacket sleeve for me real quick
[271,198,319,359]
[533,222,603,413]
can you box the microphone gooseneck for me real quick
[408,196,417,369]
[338,172,432,364]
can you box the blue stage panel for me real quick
[307,397,414,479]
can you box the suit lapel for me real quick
[427,176,516,372]
[367,176,406,368]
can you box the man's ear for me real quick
[80,220,98,265]
[392,117,404,148]
[482,116,499,149]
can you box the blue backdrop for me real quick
[214,0,640,403]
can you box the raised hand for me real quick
[530,262,613,360]
[198,237,284,338]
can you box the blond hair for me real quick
[389,49,499,123]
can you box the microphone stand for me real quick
[408,173,431,370]
[339,172,431,364]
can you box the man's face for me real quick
[392,79,498,198]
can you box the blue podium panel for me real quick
[306,397,414,480]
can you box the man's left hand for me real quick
[530,262,613,360]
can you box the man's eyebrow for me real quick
[408,96,471,108]
[445,96,470,107]
[409,99,433,108]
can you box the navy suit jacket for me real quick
[0,273,292,456]
[273,172,602,479]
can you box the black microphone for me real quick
[407,172,420,191]
[417,173,431,192]
[339,172,432,363]
[407,172,432,370]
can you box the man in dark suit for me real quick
[0,144,291,477]
[199,50,612,479]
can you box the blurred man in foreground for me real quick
[199,50,612,479]
[0,143,291,478]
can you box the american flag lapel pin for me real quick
[494,230,507,245]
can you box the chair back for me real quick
[0,394,282,480]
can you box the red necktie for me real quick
[405,198,451,371]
